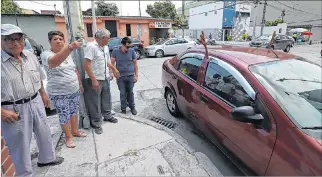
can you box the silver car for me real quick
[145,38,196,58]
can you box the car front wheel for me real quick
[284,45,291,53]
[135,50,141,59]
[155,49,164,58]
[165,89,180,117]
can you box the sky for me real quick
[15,1,183,16]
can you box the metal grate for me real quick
[147,116,178,130]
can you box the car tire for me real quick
[284,45,291,53]
[155,49,164,58]
[135,50,141,59]
[165,89,180,117]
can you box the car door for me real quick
[174,52,205,127]
[177,38,190,53]
[164,39,178,55]
[196,57,276,175]
[274,35,286,50]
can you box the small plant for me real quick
[241,32,248,40]
[227,35,233,41]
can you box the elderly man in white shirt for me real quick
[83,29,120,134]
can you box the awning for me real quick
[302,31,313,36]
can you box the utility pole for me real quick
[91,0,97,34]
[54,4,57,15]
[181,0,185,37]
[252,0,259,41]
[139,0,141,17]
[12,0,19,26]
[63,0,90,129]
[281,9,285,22]
[260,0,267,36]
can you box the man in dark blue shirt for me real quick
[111,37,138,115]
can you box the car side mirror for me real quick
[231,106,264,125]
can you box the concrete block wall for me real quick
[1,136,16,176]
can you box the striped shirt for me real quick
[84,41,110,81]
[1,50,46,102]
[41,50,79,96]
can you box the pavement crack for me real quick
[158,148,179,176]
[92,129,99,177]
[97,139,173,166]
[139,70,158,88]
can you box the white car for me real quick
[145,38,196,58]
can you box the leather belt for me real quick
[1,93,38,105]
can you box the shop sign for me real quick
[149,21,172,28]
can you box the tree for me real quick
[83,1,119,16]
[146,0,177,19]
[174,15,188,35]
[1,0,22,14]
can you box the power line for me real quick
[27,0,54,7]
[287,18,322,24]
[275,1,320,16]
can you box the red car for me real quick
[162,45,322,176]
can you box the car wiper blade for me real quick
[277,78,322,83]
[302,126,322,130]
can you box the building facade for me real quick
[188,0,251,41]
[55,15,172,46]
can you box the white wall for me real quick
[189,2,224,30]
[248,23,288,37]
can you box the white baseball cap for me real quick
[1,24,25,36]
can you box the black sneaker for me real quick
[37,156,64,167]
[104,117,118,123]
[94,127,103,134]
[121,109,126,114]
[131,108,137,115]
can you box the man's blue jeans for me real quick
[117,75,135,110]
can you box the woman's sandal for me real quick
[72,131,87,137]
[65,138,76,148]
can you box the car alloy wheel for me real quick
[155,50,164,58]
[135,50,141,59]
[166,89,179,117]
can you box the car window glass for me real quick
[178,38,187,43]
[179,55,202,81]
[131,38,140,43]
[24,39,32,50]
[279,35,286,40]
[172,39,178,45]
[204,60,254,107]
[108,39,120,46]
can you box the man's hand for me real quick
[1,108,19,123]
[113,69,120,79]
[69,40,82,50]
[92,79,100,91]
[41,93,50,108]
[109,73,114,81]
[134,75,138,83]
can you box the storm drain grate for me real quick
[147,116,178,130]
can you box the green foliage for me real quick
[227,35,233,41]
[241,32,248,40]
[265,18,284,26]
[146,0,177,19]
[1,0,21,14]
[83,1,119,16]
[174,15,187,28]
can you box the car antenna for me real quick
[200,31,209,60]
[251,31,279,58]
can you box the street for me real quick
[109,43,322,176]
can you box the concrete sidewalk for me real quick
[31,114,222,176]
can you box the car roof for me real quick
[189,45,297,66]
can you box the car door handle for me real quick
[200,94,209,104]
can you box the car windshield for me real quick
[250,59,322,128]
[256,35,272,40]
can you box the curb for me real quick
[114,113,223,177]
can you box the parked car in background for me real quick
[24,37,44,63]
[207,39,216,45]
[162,46,322,176]
[249,34,293,52]
[107,37,144,59]
[286,35,295,47]
[145,38,196,58]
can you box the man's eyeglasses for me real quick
[3,36,25,44]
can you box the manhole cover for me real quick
[147,116,178,130]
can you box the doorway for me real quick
[105,20,117,37]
